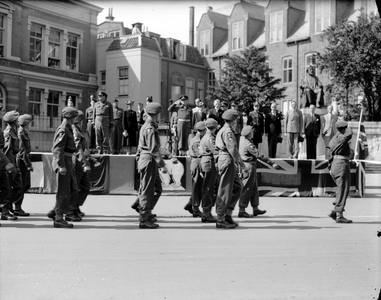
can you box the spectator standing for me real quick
[285,100,304,159]
[85,95,96,153]
[248,102,265,148]
[303,104,321,159]
[265,102,282,158]
[122,100,138,155]
[321,105,338,159]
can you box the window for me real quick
[232,22,243,50]
[171,86,181,101]
[47,90,60,126]
[66,34,78,71]
[100,71,106,91]
[200,30,210,56]
[282,57,293,84]
[30,23,43,63]
[185,78,194,102]
[197,80,204,100]
[208,71,216,87]
[28,89,42,116]
[179,44,186,61]
[0,14,4,57]
[97,33,104,39]
[48,29,61,68]
[109,30,120,38]
[315,1,331,34]
[118,67,129,95]
[269,11,283,43]
[305,53,317,75]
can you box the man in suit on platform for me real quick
[265,102,282,158]
[321,105,338,159]
[302,104,320,159]
[191,98,206,134]
[122,100,138,155]
[285,100,304,159]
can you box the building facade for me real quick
[0,0,103,151]
[97,16,208,123]
[197,0,378,113]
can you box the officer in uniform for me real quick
[93,91,113,154]
[136,102,167,229]
[328,120,353,223]
[215,109,247,229]
[188,121,206,218]
[199,118,219,223]
[50,107,79,228]
[0,149,16,225]
[62,110,91,222]
[238,126,279,218]
[110,99,124,154]
[14,114,34,216]
[85,95,96,153]
[122,100,138,155]
[1,111,23,221]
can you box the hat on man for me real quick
[73,110,85,124]
[241,125,253,137]
[18,114,33,126]
[98,91,108,97]
[336,120,348,129]
[179,94,188,101]
[126,100,134,105]
[222,109,238,121]
[146,96,153,103]
[113,99,119,103]
[205,118,218,129]
[62,107,79,119]
[194,121,206,131]
[145,102,161,115]
[3,110,20,123]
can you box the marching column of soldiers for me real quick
[0,94,354,228]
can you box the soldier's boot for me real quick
[131,199,140,213]
[192,208,203,218]
[54,215,74,228]
[65,211,82,222]
[238,209,252,218]
[336,212,352,223]
[139,215,159,229]
[225,214,239,227]
[47,209,56,220]
[328,210,337,221]
[216,216,236,229]
[201,209,216,223]
[183,201,193,215]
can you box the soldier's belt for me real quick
[178,119,190,122]
[333,155,350,160]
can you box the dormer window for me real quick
[200,30,210,56]
[269,11,283,43]
[315,0,331,34]
[232,21,243,50]
[109,30,120,38]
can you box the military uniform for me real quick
[136,102,165,228]
[0,149,12,216]
[85,104,96,150]
[110,105,124,154]
[328,121,353,223]
[1,111,23,219]
[93,94,113,154]
[14,114,33,216]
[199,118,219,222]
[238,126,275,218]
[215,109,246,228]
[188,122,206,216]
[51,107,79,228]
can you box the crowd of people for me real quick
[0,93,353,229]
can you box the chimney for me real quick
[208,6,213,11]
[189,6,195,46]
[132,22,143,33]
[105,7,115,21]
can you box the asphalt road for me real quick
[1,192,380,300]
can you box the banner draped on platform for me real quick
[28,154,363,197]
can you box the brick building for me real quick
[0,0,103,151]
[197,0,378,113]
[97,12,208,123]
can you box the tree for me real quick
[317,11,381,121]
[207,46,286,113]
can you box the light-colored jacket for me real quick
[285,109,303,134]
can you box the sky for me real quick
[88,0,238,44]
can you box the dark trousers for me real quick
[267,133,278,158]
[87,122,96,149]
[138,154,162,218]
[69,160,91,211]
[306,134,318,159]
[55,156,78,216]
[110,120,123,154]
[95,117,110,151]
[0,170,10,207]
[200,156,217,212]
[1,170,23,213]
[14,159,31,210]
[216,154,242,218]
[330,159,351,213]
[239,163,259,210]
[190,158,203,211]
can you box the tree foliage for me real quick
[206,46,286,113]
[317,11,381,121]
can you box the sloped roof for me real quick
[251,30,266,48]
[285,21,310,43]
[106,35,160,52]
[240,2,265,21]
[211,41,228,58]
[207,10,229,29]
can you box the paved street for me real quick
[1,192,380,300]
